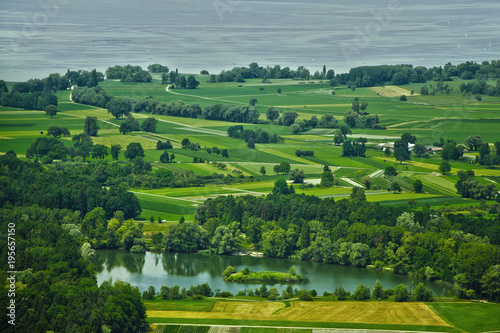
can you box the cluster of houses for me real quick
[377,142,444,154]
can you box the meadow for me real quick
[146,299,472,332]
[145,297,500,333]
[2,75,500,222]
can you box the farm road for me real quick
[134,113,227,136]
[128,190,199,204]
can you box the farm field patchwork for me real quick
[147,301,450,327]
[2,77,500,219]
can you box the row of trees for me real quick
[0,69,103,113]
[0,83,58,111]
[147,63,169,73]
[106,65,152,82]
[141,279,434,303]
[166,74,200,89]
[210,63,327,82]
[342,138,368,157]
[335,61,500,88]
[227,125,283,144]
[459,80,500,96]
[72,86,264,124]
[1,70,102,96]
[119,115,158,134]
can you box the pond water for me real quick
[95,250,443,295]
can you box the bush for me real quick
[394,283,409,302]
[191,295,204,300]
[41,155,53,164]
[220,291,233,297]
[415,283,434,301]
[334,286,348,300]
[295,150,314,157]
[129,245,145,253]
[298,289,313,301]
[222,266,236,278]
[352,283,371,300]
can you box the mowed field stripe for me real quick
[259,148,318,165]
[147,301,451,327]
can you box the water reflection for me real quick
[94,250,146,274]
[95,250,442,294]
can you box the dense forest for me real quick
[0,205,147,333]
[189,182,500,300]
[0,154,141,219]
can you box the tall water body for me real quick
[1,0,499,81]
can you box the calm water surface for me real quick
[1,0,499,81]
[95,250,443,294]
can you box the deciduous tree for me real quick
[92,144,109,160]
[45,104,58,118]
[394,283,409,302]
[289,168,305,183]
[439,160,451,174]
[110,144,121,161]
[84,116,99,136]
[124,142,145,160]
[140,117,158,133]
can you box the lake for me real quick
[95,250,443,295]
[1,0,499,81]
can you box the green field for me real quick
[2,76,500,220]
[429,301,500,333]
[145,298,500,333]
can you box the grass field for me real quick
[147,301,449,327]
[2,76,500,219]
[146,298,500,333]
[429,302,500,333]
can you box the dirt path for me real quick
[166,85,245,105]
[220,187,267,196]
[128,190,200,204]
[134,111,228,136]
[59,111,120,127]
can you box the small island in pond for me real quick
[223,265,303,284]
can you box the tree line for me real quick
[210,63,325,83]
[106,65,152,83]
[334,60,500,88]
[227,125,283,145]
[141,278,435,303]
[72,86,263,123]
[191,60,500,87]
